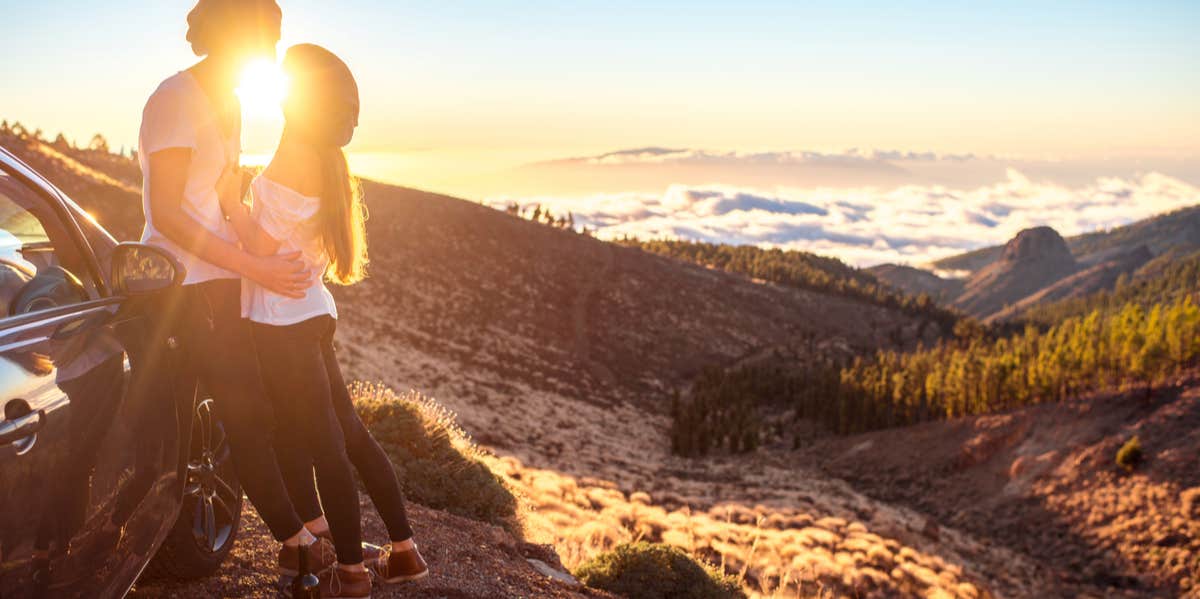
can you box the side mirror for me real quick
[111,243,185,296]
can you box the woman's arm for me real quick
[217,169,284,257]
[148,149,306,296]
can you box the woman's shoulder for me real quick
[262,152,323,197]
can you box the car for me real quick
[0,145,243,598]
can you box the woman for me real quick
[138,0,337,578]
[218,44,429,598]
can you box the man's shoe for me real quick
[278,537,337,577]
[319,566,372,599]
[313,529,384,562]
[367,544,429,583]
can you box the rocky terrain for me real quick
[804,374,1200,597]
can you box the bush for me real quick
[1116,435,1144,471]
[352,383,519,530]
[575,542,746,599]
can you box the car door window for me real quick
[0,170,97,317]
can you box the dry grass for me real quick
[492,456,985,599]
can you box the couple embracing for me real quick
[139,1,425,597]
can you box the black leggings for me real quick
[178,280,306,542]
[253,315,414,564]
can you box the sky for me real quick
[3,1,1199,266]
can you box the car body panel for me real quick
[0,146,192,599]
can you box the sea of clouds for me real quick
[487,168,1200,267]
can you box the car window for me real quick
[0,170,97,317]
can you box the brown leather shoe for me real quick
[367,544,429,583]
[278,537,337,577]
[318,566,372,598]
[313,529,385,562]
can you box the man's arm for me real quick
[217,168,284,257]
[147,149,307,297]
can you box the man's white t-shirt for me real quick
[240,176,338,326]
[138,71,240,285]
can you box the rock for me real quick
[921,517,941,541]
[526,558,583,590]
[1001,226,1073,263]
[517,542,566,570]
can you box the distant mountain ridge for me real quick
[873,207,1200,321]
[931,204,1200,275]
[952,226,1080,320]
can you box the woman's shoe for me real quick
[312,529,384,562]
[278,537,337,577]
[318,566,371,599]
[366,544,429,583]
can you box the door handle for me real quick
[0,409,45,445]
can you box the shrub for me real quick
[352,383,519,530]
[1116,435,1144,471]
[575,542,746,599]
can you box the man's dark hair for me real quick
[185,0,282,56]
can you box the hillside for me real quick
[805,374,1200,597]
[931,204,1200,276]
[951,226,1079,320]
[865,263,963,304]
[8,125,1199,598]
[876,212,1196,322]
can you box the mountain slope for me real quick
[866,263,964,304]
[806,374,1200,597]
[933,204,1200,276]
[987,245,1153,322]
[951,226,1078,320]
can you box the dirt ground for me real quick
[130,495,612,599]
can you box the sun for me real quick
[236,59,289,119]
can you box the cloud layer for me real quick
[487,170,1200,267]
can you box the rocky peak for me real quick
[1001,226,1073,263]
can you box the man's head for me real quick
[186,0,282,63]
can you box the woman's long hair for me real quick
[318,146,368,285]
[282,44,368,285]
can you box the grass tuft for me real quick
[351,383,519,531]
[575,542,747,599]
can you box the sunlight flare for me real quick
[236,59,288,120]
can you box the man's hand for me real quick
[244,252,309,298]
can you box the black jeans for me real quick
[253,315,414,564]
[177,280,306,542]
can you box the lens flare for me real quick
[236,59,288,120]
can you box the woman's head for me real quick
[280,44,367,285]
[186,0,281,62]
[282,44,360,148]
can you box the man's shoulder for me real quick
[145,72,198,110]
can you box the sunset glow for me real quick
[235,59,289,121]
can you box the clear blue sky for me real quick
[3,1,1197,162]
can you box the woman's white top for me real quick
[138,71,240,285]
[240,176,338,326]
